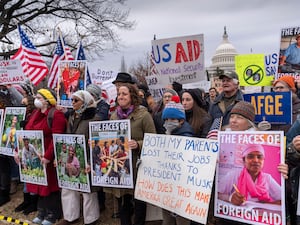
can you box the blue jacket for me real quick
[208,89,244,127]
[171,121,194,137]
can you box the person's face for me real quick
[163,92,173,105]
[273,81,290,92]
[222,77,238,93]
[12,116,18,125]
[181,92,194,111]
[69,148,75,156]
[209,89,217,97]
[138,90,145,99]
[244,151,264,176]
[62,144,67,152]
[117,86,132,109]
[229,114,250,131]
[35,94,48,109]
[71,96,83,110]
[24,139,29,146]
[296,37,300,47]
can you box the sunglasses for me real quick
[71,99,80,103]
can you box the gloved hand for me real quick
[258,120,271,131]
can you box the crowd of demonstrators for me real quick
[58,90,100,225]
[1,69,300,225]
[106,82,156,225]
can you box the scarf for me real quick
[237,167,272,202]
[116,105,134,119]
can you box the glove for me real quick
[258,120,271,131]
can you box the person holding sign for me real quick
[108,83,156,225]
[58,90,100,225]
[217,101,288,224]
[25,89,67,225]
[161,96,194,225]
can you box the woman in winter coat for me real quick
[25,89,67,225]
[58,90,100,225]
[108,83,156,225]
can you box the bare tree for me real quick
[0,0,135,60]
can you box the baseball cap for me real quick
[219,71,239,80]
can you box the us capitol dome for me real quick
[208,26,238,73]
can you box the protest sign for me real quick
[0,60,25,85]
[0,107,26,156]
[277,26,300,79]
[215,131,285,225]
[135,133,219,224]
[53,134,90,193]
[89,120,133,188]
[235,54,272,86]
[57,60,86,107]
[244,92,292,124]
[87,62,117,85]
[16,130,47,186]
[148,34,205,94]
[0,109,3,129]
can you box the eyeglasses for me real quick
[71,99,79,103]
[163,95,173,99]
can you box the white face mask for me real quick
[163,121,180,134]
[34,99,44,109]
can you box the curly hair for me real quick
[117,83,141,108]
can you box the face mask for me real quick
[34,99,44,109]
[163,121,180,134]
[75,104,86,114]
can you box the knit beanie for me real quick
[230,101,255,121]
[86,84,102,100]
[162,97,185,120]
[163,88,178,97]
[242,144,265,157]
[37,88,57,106]
[182,88,204,108]
[273,76,296,92]
[72,90,96,109]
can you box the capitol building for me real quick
[206,27,238,92]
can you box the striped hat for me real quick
[230,101,255,121]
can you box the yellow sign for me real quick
[235,54,272,86]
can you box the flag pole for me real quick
[55,27,66,105]
[57,27,68,60]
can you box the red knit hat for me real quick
[273,76,296,92]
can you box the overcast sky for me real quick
[96,0,299,71]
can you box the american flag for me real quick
[47,36,74,89]
[11,25,49,86]
[150,52,160,75]
[76,42,91,86]
[206,117,223,140]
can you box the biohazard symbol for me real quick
[243,65,264,85]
